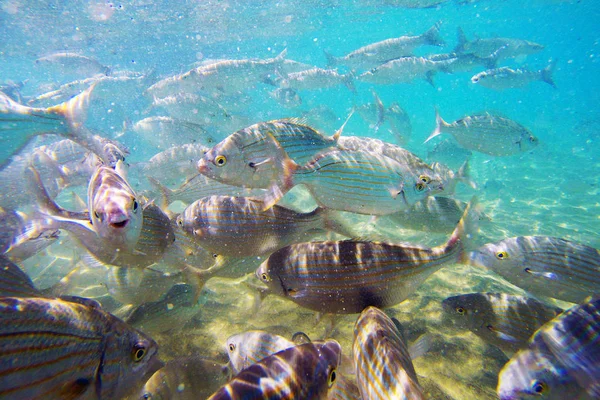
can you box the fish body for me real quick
[177,195,328,257]
[151,92,230,122]
[35,51,111,76]
[358,56,453,86]
[225,330,297,374]
[0,296,161,400]
[256,199,476,313]
[269,87,303,108]
[456,28,545,60]
[353,307,425,399]
[442,293,563,354]
[426,110,539,156]
[471,64,556,89]
[143,142,210,185]
[387,102,413,145]
[468,236,600,304]
[105,266,183,306]
[207,340,342,400]
[132,116,218,150]
[197,119,339,189]
[326,22,444,70]
[427,52,496,73]
[497,298,600,399]
[280,68,355,92]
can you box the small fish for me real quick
[353,306,425,399]
[358,56,453,86]
[497,297,600,400]
[225,330,298,374]
[105,266,183,306]
[255,198,477,314]
[455,28,545,60]
[0,296,162,400]
[135,356,230,400]
[269,87,302,108]
[442,293,563,354]
[280,68,355,92]
[207,340,342,400]
[468,236,600,304]
[325,22,445,70]
[427,52,497,73]
[143,142,210,185]
[35,51,111,76]
[427,138,473,170]
[197,118,342,189]
[430,160,476,194]
[425,110,539,156]
[471,63,556,90]
[132,116,218,150]
[384,0,449,8]
[0,255,42,298]
[387,102,413,145]
[151,92,230,123]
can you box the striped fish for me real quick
[207,340,342,400]
[442,293,563,354]
[468,236,600,304]
[256,198,477,314]
[225,330,299,374]
[263,145,437,215]
[176,195,345,258]
[197,119,341,189]
[0,296,162,400]
[353,306,425,400]
[0,256,42,298]
[497,297,600,399]
[430,160,476,195]
[425,110,539,156]
[135,356,230,400]
[328,374,362,400]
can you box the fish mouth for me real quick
[110,219,129,229]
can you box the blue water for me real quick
[1,0,599,398]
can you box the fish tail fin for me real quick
[343,71,356,93]
[425,107,447,143]
[181,255,228,303]
[324,49,337,67]
[446,196,480,264]
[423,21,445,47]
[261,133,298,211]
[273,48,288,63]
[408,333,433,360]
[457,159,478,189]
[541,60,557,88]
[371,88,386,131]
[454,27,468,53]
[46,82,96,128]
[147,176,173,208]
[332,107,355,142]
[25,165,67,219]
[425,70,436,87]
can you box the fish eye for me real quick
[132,343,147,362]
[248,162,256,168]
[415,182,426,192]
[228,343,236,352]
[212,253,219,258]
[215,155,227,166]
[529,136,537,143]
[495,251,509,260]
[260,272,270,282]
[531,380,547,394]
[455,307,466,315]
[132,200,139,211]
[328,369,337,387]
[419,175,431,184]
[176,218,183,227]
[143,394,152,400]
[93,211,100,220]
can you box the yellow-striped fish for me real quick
[0,296,162,399]
[468,236,600,304]
[353,306,425,399]
[207,340,342,400]
[442,293,563,354]
[256,198,477,314]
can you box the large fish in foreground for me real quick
[354,306,425,399]
[425,110,539,156]
[0,296,162,400]
[207,340,342,400]
[442,293,563,354]
[468,236,600,304]
[255,198,478,314]
[497,297,600,400]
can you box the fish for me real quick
[225,330,299,374]
[0,255,42,298]
[131,116,218,150]
[197,118,342,189]
[383,0,449,8]
[427,137,473,169]
[358,56,454,86]
[35,51,111,76]
[328,374,362,400]
[353,306,425,399]
[385,196,489,233]
[426,52,497,73]
[255,198,478,314]
[442,293,563,354]
[0,296,162,400]
[279,68,356,92]
[468,236,600,304]
[206,340,342,400]
[134,356,230,400]
[325,22,445,71]
[387,102,413,145]
[142,142,210,185]
[455,27,545,60]
[425,110,539,156]
[471,63,556,90]
[269,87,303,108]
[151,92,231,123]
[497,297,600,399]
[430,160,476,194]
[105,266,184,306]
[176,195,349,258]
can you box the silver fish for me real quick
[143,142,210,185]
[468,236,600,304]
[383,0,449,8]
[430,160,476,195]
[442,293,563,354]
[325,22,445,70]
[353,306,425,399]
[269,87,303,108]
[427,52,497,73]
[358,56,453,86]
[471,64,556,90]
[497,297,600,399]
[132,116,218,150]
[256,198,477,314]
[35,51,111,76]
[151,92,230,122]
[0,296,162,400]
[456,27,545,60]
[280,68,355,92]
[207,340,342,400]
[225,330,298,374]
[387,102,413,145]
[425,110,539,156]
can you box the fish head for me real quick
[103,142,128,169]
[468,239,528,280]
[197,139,248,186]
[497,347,576,400]
[518,133,539,152]
[225,332,248,373]
[313,340,343,396]
[88,167,143,249]
[470,72,485,84]
[255,259,286,297]
[441,293,495,332]
[401,173,436,206]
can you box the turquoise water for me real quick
[1,1,599,399]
